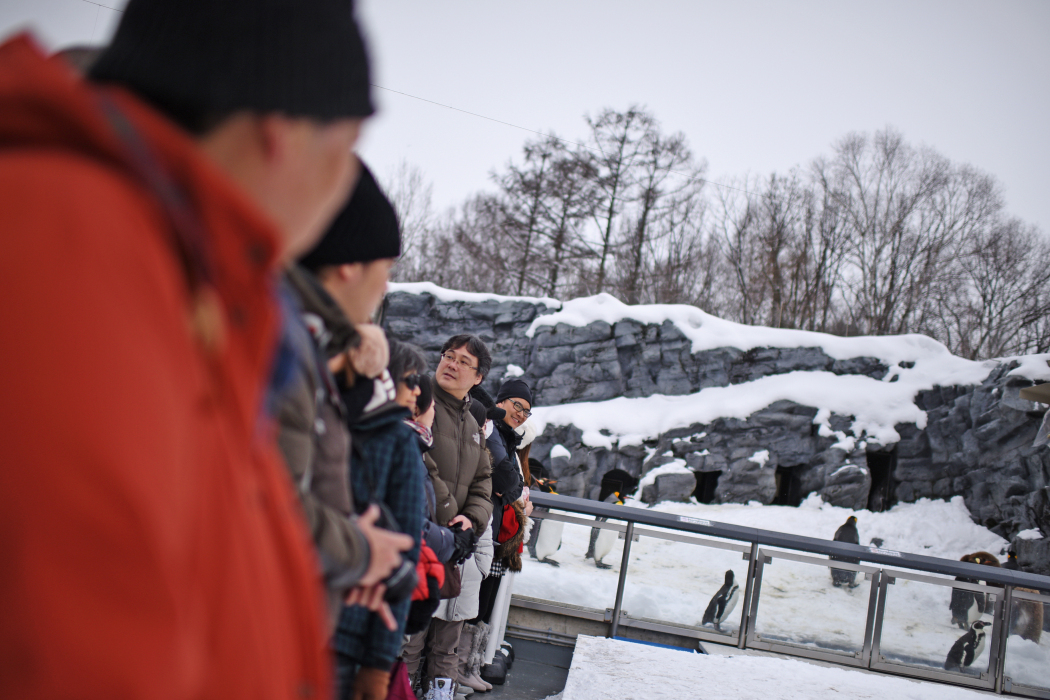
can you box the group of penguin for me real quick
[697,514,1021,676]
[529,461,1032,676]
[828,515,997,673]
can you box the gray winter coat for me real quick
[275,266,369,630]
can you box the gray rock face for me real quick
[640,472,697,505]
[382,289,1050,573]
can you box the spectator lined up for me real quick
[0,2,541,699]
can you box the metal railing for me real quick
[525,491,1050,698]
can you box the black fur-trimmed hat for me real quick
[90,0,374,120]
[470,385,506,422]
[298,162,401,270]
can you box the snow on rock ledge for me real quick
[382,282,1050,563]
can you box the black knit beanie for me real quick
[89,0,374,120]
[298,163,401,270]
[496,379,533,406]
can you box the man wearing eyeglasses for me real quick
[413,333,495,689]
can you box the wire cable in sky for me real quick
[81,0,123,12]
[371,83,749,195]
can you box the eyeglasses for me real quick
[401,373,425,390]
[509,399,532,419]
[439,352,478,372]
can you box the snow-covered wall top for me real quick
[383,282,1050,561]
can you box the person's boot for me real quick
[467,622,492,691]
[455,624,487,692]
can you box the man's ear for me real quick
[473,374,484,387]
[337,262,364,283]
[256,113,292,163]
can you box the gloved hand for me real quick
[450,526,478,565]
[351,666,391,700]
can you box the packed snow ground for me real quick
[553,636,996,700]
[518,495,1050,689]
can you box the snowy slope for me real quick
[557,636,996,700]
[519,495,1048,682]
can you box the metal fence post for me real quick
[994,586,1012,694]
[860,569,882,666]
[737,542,761,649]
[608,521,634,639]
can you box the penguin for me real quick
[702,570,740,632]
[592,524,618,569]
[950,552,1000,623]
[944,620,988,672]
[533,518,564,566]
[1003,551,1020,570]
[949,584,982,630]
[588,489,624,570]
[830,515,860,588]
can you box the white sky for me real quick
[3,0,1048,232]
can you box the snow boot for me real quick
[465,623,492,690]
[455,624,489,692]
[425,677,455,700]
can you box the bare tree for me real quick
[933,219,1050,358]
[580,106,655,294]
[534,146,599,297]
[382,160,436,282]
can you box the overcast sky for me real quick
[3,0,1048,232]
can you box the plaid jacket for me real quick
[334,399,424,670]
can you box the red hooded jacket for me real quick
[0,35,330,699]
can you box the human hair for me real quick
[440,334,492,379]
[387,337,428,383]
[415,374,433,416]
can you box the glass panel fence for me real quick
[1002,589,1050,698]
[872,568,1000,687]
[515,509,628,617]
[749,548,876,663]
[617,526,751,644]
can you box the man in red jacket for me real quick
[0,1,403,697]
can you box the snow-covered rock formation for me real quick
[382,283,1050,572]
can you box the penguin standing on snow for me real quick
[830,516,860,588]
[944,620,988,671]
[702,570,740,632]
[950,552,1000,627]
[949,584,982,630]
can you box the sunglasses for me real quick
[401,373,425,390]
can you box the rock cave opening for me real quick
[693,470,721,504]
[772,465,806,507]
[866,448,898,512]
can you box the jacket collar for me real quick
[433,379,471,416]
[285,264,356,359]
